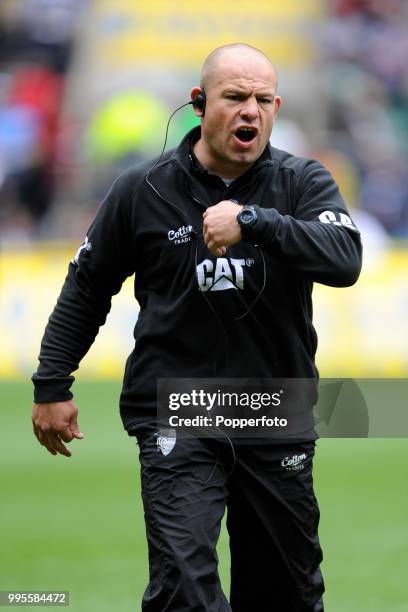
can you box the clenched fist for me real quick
[203,200,243,256]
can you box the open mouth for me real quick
[234,127,257,143]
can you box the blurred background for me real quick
[1,1,407,611]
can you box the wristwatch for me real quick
[237,205,258,240]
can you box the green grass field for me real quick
[1,381,407,611]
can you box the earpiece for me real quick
[191,89,206,116]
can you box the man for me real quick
[32,44,362,610]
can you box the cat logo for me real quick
[319,211,358,231]
[196,258,252,292]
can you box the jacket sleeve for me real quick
[246,159,363,287]
[32,172,136,403]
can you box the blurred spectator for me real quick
[320,0,408,237]
[85,91,169,200]
[269,118,309,157]
[1,0,86,74]
[0,0,85,237]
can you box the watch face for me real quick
[240,209,255,225]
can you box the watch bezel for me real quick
[238,205,257,226]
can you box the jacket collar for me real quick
[171,126,274,176]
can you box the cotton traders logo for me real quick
[196,257,254,292]
[168,225,193,245]
[281,453,307,472]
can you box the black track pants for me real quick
[133,427,324,611]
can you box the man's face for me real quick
[192,52,281,178]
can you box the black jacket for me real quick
[32,127,362,430]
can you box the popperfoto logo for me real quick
[157,378,318,439]
[158,378,408,440]
[164,387,288,432]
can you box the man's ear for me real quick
[190,86,206,117]
[273,95,282,117]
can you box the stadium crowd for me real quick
[0,0,407,240]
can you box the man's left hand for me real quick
[203,200,243,257]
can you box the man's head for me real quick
[191,43,282,179]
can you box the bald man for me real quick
[32,44,362,610]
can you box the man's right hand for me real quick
[32,400,84,457]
